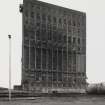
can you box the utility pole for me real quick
[8,35,11,101]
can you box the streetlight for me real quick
[8,35,11,101]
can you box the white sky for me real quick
[0,0,105,88]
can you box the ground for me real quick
[0,95,105,105]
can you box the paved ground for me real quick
[0,96,105,105]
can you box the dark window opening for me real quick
[58,73,62,81]
[42,14,46,22]
[53,31,57,42]
[68,36,71,44]
[48,15,51,23]
[73,37,76,44]
[78,38,80,44]
[25,10,28,17]
[63,35,67,43]
[59,18,62,24]
[42,49,46,69]
[73,20,76,26]
[36,6,40,11]
[48,30,52,40]
[36,30,40,40]
[68,20,71,25]
[29,31,35,39]
[48,49,52,70]
[53,49,57,70]
[36,48,41,69]
[36,13,40,20]
[58,32,62,41]
[53,73,57,81]
[31,12,34,18]
[64,19,66,24]
[53,17,56,24]
[58,50,62,71]
[41,29,46,41]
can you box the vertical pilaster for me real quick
[66,16,69,87]
[29,40,31,69]
[57,48,58,88]
[52,48,53,88]
[46,48,48,89]
[62,48,63,87]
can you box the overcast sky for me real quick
[0,0,105,88]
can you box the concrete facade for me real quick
[21,0,86,93]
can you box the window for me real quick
[29,31,35,39]
[36,13,40,20]
[25,10,28,17]
[53,49,57,70]
[58,50,62,71]
[36,48,41,69]
[36,72,40,81]
[36,22,40,27]
[68,20,71,25]
[59,18,62,24]
[24,31,29,38]
[73,20,76,26]
[78,29,81,36]
[48,49,52,70]
[64,18,66,25]
[30,47,35,68]
[53,31,57,42]
[73,37,76,44]
[42,14,46,22]
[36,30,40,40]
[58,73,62,81]
[31,12,34,18]
[24,46,29,68]
[42,49,46,69]
[48,30,52,40]
[42,23,46,29]
[41,29,46,41]
[53,17,56,24]
[36,6,40,11]
[63,35,67,43]
[58,32,62,41]
[68,36,71,44]
[78,21,80,27]
[48,15,51,23]
[53,73,57,81]
[72,53,76,65]
[24,39,29,45]
[78,38,80,44]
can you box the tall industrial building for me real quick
[20,0,86,93]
